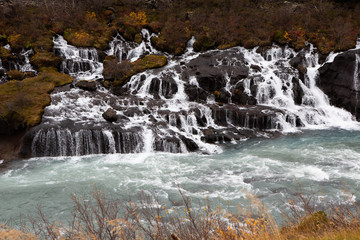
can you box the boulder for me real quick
[102,108,118,122]
[318,49,360,120]
[75,80,97,91]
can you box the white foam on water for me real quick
[288,165,329,181]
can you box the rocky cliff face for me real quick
[318,49,360,120]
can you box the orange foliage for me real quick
[125,11,147,26]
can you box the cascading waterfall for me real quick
[0,45,37,83]
[31,128,143,157]
[53,35,103,80]
[106,29,159,62]
[27,30,360,157]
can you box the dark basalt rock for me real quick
[179,135,199,152]
[75,80,97,91]
[184,84,208,102]
[291,77,304,105]
[232,90,257,105]
[289,53,307,81]
[250,64,261,72]
[318,49,360,120]
[102,108,118,122]
[149,76,178,99]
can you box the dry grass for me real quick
[2,186,360,240]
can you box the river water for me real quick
[1,129,359,224]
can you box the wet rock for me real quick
[196,67,226,92]
[154,136,181,153]
[75,80,97,91]
[228,66,249,83]
[184,84,208,101]
[179,135,199,152]
[149,76,178,99]
[102,108,118,122]
[292,77,304,105]
[289,53,307,81]
[318,49,360,120]
[214,88,231,103]
[232,90,257,105]
[251,64,261,72]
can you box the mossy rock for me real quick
[7,70,24,80]
[118,24,140,42]
[273,30,287,45]
[193,35,215,52]
[134,33,143,44]
[217,43,237,50]
[30,52,62,69]
[0,47,12,60]
[0,68,73,135]
[113,54,167,86]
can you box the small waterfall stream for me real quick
[26,31,360,157]
[0,45,37,83]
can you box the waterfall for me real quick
[53,35,103,80]
[0,45,36,83]
[354,54,360,117]
[106,29,159,62]
[31,128,143,157]
[26,30,360,157]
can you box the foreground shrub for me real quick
[3,186,360,240]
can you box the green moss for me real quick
[134,33,143,44]
[30,52,62,69]
[0,69,73,135]
[193,35,215,52]
[273,30,287,45]
[113,55,167,86]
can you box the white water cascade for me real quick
[106,29,159,62]
[26,31,360,157]
[0,45,37,83]
[53,35,103,80]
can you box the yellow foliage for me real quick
[86,11,96,19]
[125,11,147,26]
[284,31,291,41]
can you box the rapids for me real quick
[1,129,360,224]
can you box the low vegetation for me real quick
[2,187,360,239]
[103,54,167,86]
[1,0,360,57]
[0,68,73,135]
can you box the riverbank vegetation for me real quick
[1,0,360,56]
[1,187,360,239]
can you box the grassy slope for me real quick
[0,68,73,135]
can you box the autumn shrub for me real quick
[4,185,360,240]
